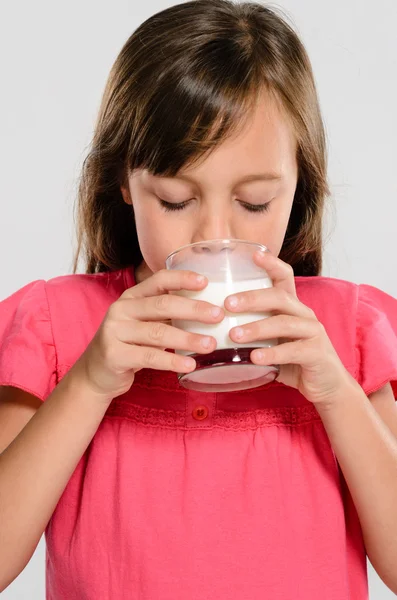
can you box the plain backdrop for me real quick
[0,0,396,597]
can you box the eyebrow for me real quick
[158,172,283,185]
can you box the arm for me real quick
[0,268,222,590]
[0,363,112,591]
[316,380,397,593]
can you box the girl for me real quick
[0,0,397,598]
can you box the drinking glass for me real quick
[165,238,280,392]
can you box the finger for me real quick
[250,339,314,367]
[117,293,224,323]
[225,286,314,319]
[252,250,297,296]
[119,342,197,373]
[229,315,323,344]
[121,268,208,299]
[118,319,217,354]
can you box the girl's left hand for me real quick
[225,249,358,407]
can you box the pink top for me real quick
[1,267,397,600]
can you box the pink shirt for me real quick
[1,267,397,599]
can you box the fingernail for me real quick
[232,327,244,339]
[228,296,238,308]
[255,249,268,258]
[211,306,222,317]
[184,357,196,368]
[201,336,212,348]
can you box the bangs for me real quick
[125,59,271,178]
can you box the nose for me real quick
[191,239,237,254]
[193,208,238,251]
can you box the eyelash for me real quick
[158,199,272,214]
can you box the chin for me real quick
[135,261,153,284]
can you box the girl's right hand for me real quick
[71,269,225,402]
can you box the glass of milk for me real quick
[165,238,279,392]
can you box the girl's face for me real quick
[121,93,299,284]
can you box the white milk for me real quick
[172,277,278,356]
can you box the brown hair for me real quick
[73,0,331,277]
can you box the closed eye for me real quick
[158,198,272,213]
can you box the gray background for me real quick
[0,0,396,597]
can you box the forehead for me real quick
[174,93,297,183]
[219,94,294,156]
[133,91,298,189]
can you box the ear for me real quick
[120,184,132,205]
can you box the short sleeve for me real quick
[0,280,57,401]
[356,283,397,399]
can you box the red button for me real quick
[192,405,209,420]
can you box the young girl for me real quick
[1,0,397,598]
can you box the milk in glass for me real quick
[172,276,278,356]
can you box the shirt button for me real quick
[192,405,209,420]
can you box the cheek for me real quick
[239,211,289,252]
[133,208,189,272]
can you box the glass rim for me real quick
[165,238,270,265]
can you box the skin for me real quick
[120,91,299,283]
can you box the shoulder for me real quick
[44,267,133,303]
[0,267,135,373]
[1,267,134,307]
[295,275,396,317]
[39,266,134,321]
[0,268,136,399]
[294,275,358,317]
[295,274,357,295]
[294,274,397,333]
[294,276,363,378]
[294,276,359,352]
[44,267,134,359]
[295,275,397,398]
